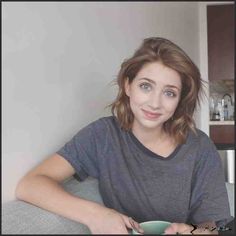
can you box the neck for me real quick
[131,121,168,146]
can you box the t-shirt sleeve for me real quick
[187,136,233,227]
[56,121,100,180]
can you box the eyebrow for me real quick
[138,78,181,91]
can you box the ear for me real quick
[124,77,130,97]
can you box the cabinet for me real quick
[207,4,235,149]
[207,4,234,81]
[209,125,235,148]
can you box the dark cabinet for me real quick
[210,125,235,147]
[207,4,234,81]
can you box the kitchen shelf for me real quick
[209,120,235,125]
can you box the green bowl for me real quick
[132,220,171,235]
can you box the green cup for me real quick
[132,220,171,235]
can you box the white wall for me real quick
[2,2,200,202]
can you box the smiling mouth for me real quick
[141,109,161,119]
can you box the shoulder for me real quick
[186,128,220,165]
[90,115,119,130]
[186,128,215,149]
[71,116,118,144]
[79,116,115,128]
[94,115,118,126]
[79,115,120,136]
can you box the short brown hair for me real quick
[107,37,205,144]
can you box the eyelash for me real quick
[139,82,177,97]
[139,82,152,91]
[164,91,177,97]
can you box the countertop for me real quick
[215,143,235,150]
[209,121,235,125]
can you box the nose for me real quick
[147,92,162,110]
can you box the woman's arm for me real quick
[15,154,96,226]
[15,154,143,234]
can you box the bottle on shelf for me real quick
[212,107,220,121]
[224,104,228,120]
[218,100,224,121]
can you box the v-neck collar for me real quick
[128,130,181,160]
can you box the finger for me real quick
[129,217,144,234]
[121,215,132,229]
[122,216,144,234]
[130,218,144,234]
[177,223,195,234]
[164,223,189,234]
[164,224,176,234]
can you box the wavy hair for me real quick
[107,37,205,144]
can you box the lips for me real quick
[141,109,161,119]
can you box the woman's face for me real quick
[125,61,182,131]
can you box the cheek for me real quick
[129,90,147,106]
[165,100,179,113]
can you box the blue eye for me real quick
[164,90,176,97]
[139,82,152,91]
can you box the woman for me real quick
[15,37,232,234]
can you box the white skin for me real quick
[125,61,218,234]
[125,61,182,157]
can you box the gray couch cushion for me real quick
[2,176,103,234]
[2,177,234,234]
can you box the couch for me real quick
[2,176,235,234]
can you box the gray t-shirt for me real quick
[57,116,232,227]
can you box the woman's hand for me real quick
[164,222,218,234]
[87,205,144,234]
[164,223,194,234]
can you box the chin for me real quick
[136,118,163,129]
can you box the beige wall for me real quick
[2,2,200,202]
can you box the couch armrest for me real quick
[2,176,103,234]
[226,182,235,218]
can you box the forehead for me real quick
[135,61,182,88]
